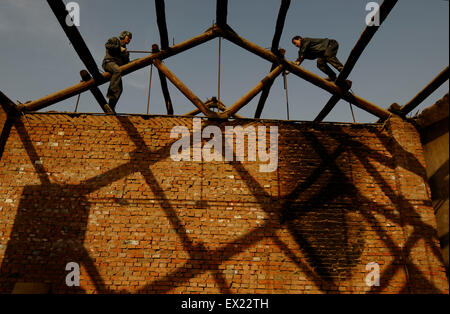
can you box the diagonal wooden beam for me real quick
[152,59,215,117]
[223,65,285,118]
[0,90,19,116]
[400,66,449,116]
[314,0,398,122]
[216,0,228,26]
[18,27,220,113]
[254,64,278,119]
[47,0,110,113]
[339,0,398,81]
[156,68,174,115]
[154,0,174,115]
[152,45,174,115]
[254,0,291,119]
[221,26,391,120]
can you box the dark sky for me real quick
[0,0,448,122]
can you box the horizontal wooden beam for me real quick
[18,28,220,112]
[221,26,391,120]
[400,66,449,116]
[315,0,398,122]
[223,65,285,118]
[152,59,215,117]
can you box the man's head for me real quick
[120,31,132,45]
[292,35,302,48]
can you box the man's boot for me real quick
[104,103,115,114]
[105,98,118,114]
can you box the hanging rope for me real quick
[218,36,222,101]
[348,88,356,123]
[283,71,290,120]
[147,64,153,114]
[74,93,81,112]
[348,102,356,123]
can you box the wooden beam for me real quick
[78,71,113,113]
[315,0,398,122]
[154,1,174,114]
[254,64,277,118]
[152,45,174,115]
[47,0,109,113]
[400,66,449,116]
[0,90,18,115]
[18,28,219,112]
[184,99,244,119]
[152,59,214,117]
[156,70,174,115]
[221,27,391,120]
[254,0,291,118]
[216,0,228,26]
[271,0,290,54]
[224,65,284,117]
[155,0,170,50]
[184,103,215,117]
[339,0,398,81]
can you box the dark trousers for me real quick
[316,40,344,79]
[103,61,123,110]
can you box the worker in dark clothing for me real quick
[102,30,132,113]
[292,35,345,82]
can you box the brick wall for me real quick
[0,112,447,294]
[416,94,449,275]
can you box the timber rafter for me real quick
[14,1,448,123]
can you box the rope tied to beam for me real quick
[282,70,290,120]
[147,64,153,115]
[218,36,222,102]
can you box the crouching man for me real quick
[102,30,132,113]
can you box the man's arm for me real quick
[120,46,130,64]
[296,38,309,65]
[105,37,121,57]
[295,56,304,65]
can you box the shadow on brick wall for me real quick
[0,116,446,293]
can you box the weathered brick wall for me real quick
[0,112,447,294]
[415,94,449,275]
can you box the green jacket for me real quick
[103,37,130,67]
[297,37,330,60]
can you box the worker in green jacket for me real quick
[292,35,345,82]
[102,31,132,113]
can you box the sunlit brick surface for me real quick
[0,113,447,293]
